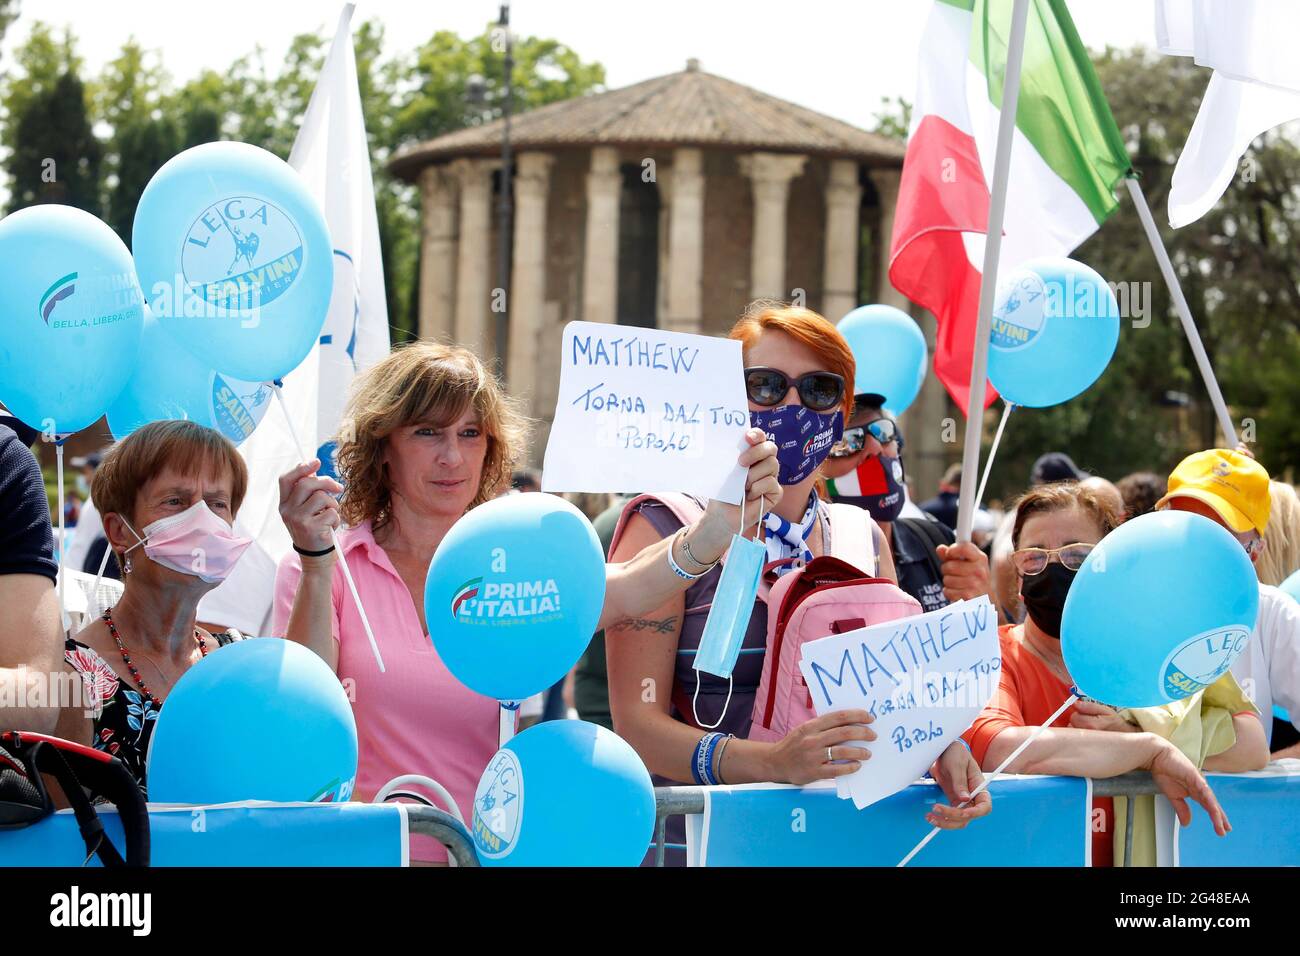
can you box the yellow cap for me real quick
[1156,449,1271,534]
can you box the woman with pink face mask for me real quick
[54,420,312,795]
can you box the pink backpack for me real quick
[749,553,921,742]
[609,494,922,741]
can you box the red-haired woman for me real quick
[606,303,990,863]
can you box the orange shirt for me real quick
[963,625,1113,866]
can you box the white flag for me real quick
[1156,0,1300,228]
[199,3,390,633]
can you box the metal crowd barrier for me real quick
[651,772,1161,867]
[405,805,480,866]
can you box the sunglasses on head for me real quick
[830,419,900,456]
[1011,542,1095,576]
[744,367,845,413]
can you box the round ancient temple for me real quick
[390,58,946,489]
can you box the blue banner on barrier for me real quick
[1176,765,1300,867]
[0,802,408,867]
[686,775,1091,866]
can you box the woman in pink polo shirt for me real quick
[272,341,779,861]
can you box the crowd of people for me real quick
[2,300,1298,867]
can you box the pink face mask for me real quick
[122,501,252,584]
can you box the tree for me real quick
[379,26,604,339]
[869,51,1300,500]
[95,39,177,243]
[1,19,605,347]
[3,24,101,213]
[990,47,1300,495]
[0,0,17,56]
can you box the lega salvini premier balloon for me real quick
[1060,510,1259,709]
[146,639,358,805]
[0,204,145,434]
[836,304,928,413]
[425,492,607,703]
[471,719,656,866]
[106,311,272,445]
[132,141,333,383]
[987,257,1120,408]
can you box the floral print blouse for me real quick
[64,632,240,797]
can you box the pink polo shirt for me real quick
[273,520,500,862]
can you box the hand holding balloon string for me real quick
[271,383,385,672]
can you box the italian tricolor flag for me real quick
[889,0,1132,411]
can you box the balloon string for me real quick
[499,702,518,747]
[271,383,386,674]
[974,401,1014,515]
[55,439,67,635]
[897,692,1078,867]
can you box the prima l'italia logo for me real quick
[39,272,77,324]
[452,576,561,623]
[182,197,304,311]
[451,577,483,619]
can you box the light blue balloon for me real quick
[427,493,606,702]
[987,257,1119,408]
[105,311,272,445]
[1061,511,1259,708]
[146,638,358,804]
[472,719,655,866]
[1280,569,1300,605]
[836,305,928,413]
[132,141,333,382]
[0,204,144,434]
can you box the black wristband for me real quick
[293,543,336,558]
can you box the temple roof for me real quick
[389,59,904,180]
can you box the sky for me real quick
[1,0,1161,132]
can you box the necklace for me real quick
[102,607,208,709]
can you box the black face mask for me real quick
[1020,562,1077,639]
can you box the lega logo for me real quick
[1161,625,1249,700]
[473,749,523,859]
[183,197,304,312]
[991,271,1047,351]
[210,374,271,442]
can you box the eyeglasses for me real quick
[1011,542,1096,576]
[830,419,899,457]
[744,367,845,413]
[1232,529,1265,558]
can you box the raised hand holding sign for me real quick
[542,321,749,503]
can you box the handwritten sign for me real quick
[542,321,749,503]
[797,597,1001,809]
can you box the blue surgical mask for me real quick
[692,498,768,728]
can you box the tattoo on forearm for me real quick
[614,616,678,634]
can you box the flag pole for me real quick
[1124,176,1238,446]
[955,0,1032,543]
[974,400,1014,514]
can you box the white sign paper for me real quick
[798,597,1001,810]
[542,321,749,503]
